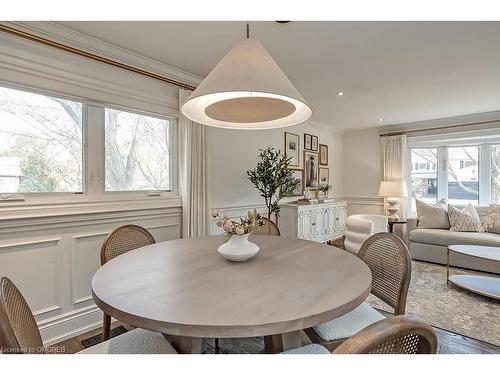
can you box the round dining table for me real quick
[92,235,372,353]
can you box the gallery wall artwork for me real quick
[319,144,328,165]
[284,132,331,195]
[319,167,329,185]
[284,132,300,167]
[303,150,319,189]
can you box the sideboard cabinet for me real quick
[279,201,347,243]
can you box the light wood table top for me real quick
[92,235,372,339]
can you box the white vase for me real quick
[217,233,260,262]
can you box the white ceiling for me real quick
[56,21,500,130]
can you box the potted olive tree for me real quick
[247,147,301,224]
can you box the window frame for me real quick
[0,82,86,197]
[0,82,178,205]
[101,104,177,196]
[407,141,497,215]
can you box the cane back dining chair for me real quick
[100,224,156,341]
[0,277,176,354]
[305,232,412,351]
[251,217,281,236]
[284,315,437,354]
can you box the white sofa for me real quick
[344,214,388,254]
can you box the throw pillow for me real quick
[479,204,500,234]
[448,204,485,232]
[416,199,450,229]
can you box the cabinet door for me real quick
[310,208,323,242]
[335,204,347,234]
[297,209,312,240]
[322,206,336,238]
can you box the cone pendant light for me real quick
[181,23,312,129]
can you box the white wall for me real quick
[206,120,343,232]
[340,128,385,216]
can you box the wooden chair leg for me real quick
[102,313,111,341]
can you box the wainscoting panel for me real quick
[339,196,385,216]
[0,238,62,319]
[0,202,181,346]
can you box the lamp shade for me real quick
[181,38,312,130]
[378,181,408,198]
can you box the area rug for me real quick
[366,261,500,346]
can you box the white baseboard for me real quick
[39,304,104,346]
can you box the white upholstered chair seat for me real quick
[282,344,330,354]
[79,328,177,354]
[313,302,385,341]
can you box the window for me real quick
[408,139,500,210]
[0,83,177,203]
[492,145,500,204]
[104,108,172,192]
[410,148,438,212]
[0,86,83,193]
[447,146,479,205]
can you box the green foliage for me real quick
[247,147,301,219]
[19,155,59,192]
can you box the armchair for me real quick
[344,214,388,254]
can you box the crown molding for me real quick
[2,21,203,88]
[379,110,500,134]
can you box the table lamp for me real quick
[378,181,408,220]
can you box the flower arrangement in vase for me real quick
[317,183,333,201]
[211,209,264,261]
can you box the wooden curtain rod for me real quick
[379,118,500,137]
[0,24,197,91]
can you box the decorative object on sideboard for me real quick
[181,22,312,130]
[284,132,300,167]
[303,150,319,190]
[247,147,301,222]
[378,181,408,220]
[289,168,304,196]
[317,182,333,202]
[212,209,263,261]
[304,133,312,150]
[319,144,328,165]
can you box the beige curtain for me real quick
[381,134,408,219]
[179,89,208,238]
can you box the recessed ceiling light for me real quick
[336,92,344,96]
[378,118,384,122]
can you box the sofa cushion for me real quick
[448,204,484,232]
[416,199,450,229]
[478,205,500,235]
[410,228,500,247]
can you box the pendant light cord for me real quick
[246,22,250,39]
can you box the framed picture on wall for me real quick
[303,150,319,189]
[289,168,303,196]
[311,135,318,151]
[304,133,312,150]
[284,132,300,167]
[319,144,328,165]
[319,167,329,185]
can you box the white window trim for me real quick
[0,82,180,210]
[407,133,500,214]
